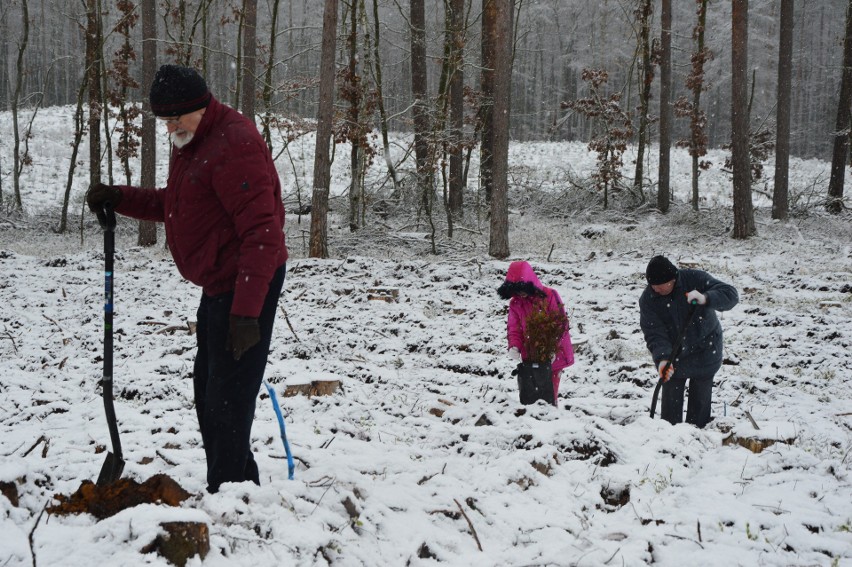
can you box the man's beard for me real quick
[170,130,194,148]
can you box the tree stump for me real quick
[721,419,797,454]
[367,288,399,303]
[284,379,340,398]
[142,522,210,567]
[428,398,454,418]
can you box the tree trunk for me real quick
[488,0,512,259]
[240,0,257,122]
[86,0,103,189]
[772,0,793,220]
[448,0,465,220]
[436,2,453,240]
[827,0,852,214]
[348,1,362,232]
[0,12,6,204]
[633,0,652,195]
[261,0,281,151]
[691,0,708,211]
[139,0,158,246]
[370,0,399,197]
[480,0,496,205]
[410,0,432,229]
[657,0,672,213]
[10,0,30,212]
[59,79,89,234]
[309,0,338,258]
[731,0,755,238]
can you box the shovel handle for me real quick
[102,202,122,461]
[649,300,699,418]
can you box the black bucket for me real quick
[514,361,554,405]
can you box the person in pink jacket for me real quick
[497,261,575,404]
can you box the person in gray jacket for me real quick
[639,256,739,428]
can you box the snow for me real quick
[1,106,851,566]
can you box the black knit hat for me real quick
[646,255,678,285]
[149,65,212,117]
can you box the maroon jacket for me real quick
[116,96,287,317]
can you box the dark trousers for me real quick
[193,264,285,493]
[660,361,719,428]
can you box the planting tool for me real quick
[96,202,125,485]
[263,380,295,480]
[649,301,699,418]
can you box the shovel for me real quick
[649,301,699,418]
[96,202,125,485]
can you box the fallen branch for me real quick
[310,477,336,516]
[665,532,704,549]
[279,305,301,342]
[603,546,621,564]
[2,326,18,355]
[744,411,760,430]
[22,436,47,458]
[417,463,447,486]
[29,501,47,567]
[155,324,193,335]
[454,498,483,551]
[156,450,178,466]
[4,442,25,458]
[42,314,63,333]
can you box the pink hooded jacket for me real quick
[504,261,575,373]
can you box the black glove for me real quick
[227,315,260,360]
[86,183,123,225]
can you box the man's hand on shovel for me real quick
[658,360,675,382]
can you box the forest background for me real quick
[1,0,851,257]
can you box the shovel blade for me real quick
[96,451,125,486]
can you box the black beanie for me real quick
[149,65,212,117]
[646,255,678,285]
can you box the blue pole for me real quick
[263,381,295,480]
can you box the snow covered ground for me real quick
[1,106,851,566]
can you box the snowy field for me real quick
[0,106,851,566]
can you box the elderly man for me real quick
[639,256,738,428]
[87,64,287,493]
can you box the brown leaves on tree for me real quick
[561,69,634,208]
[522,301,568,364]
